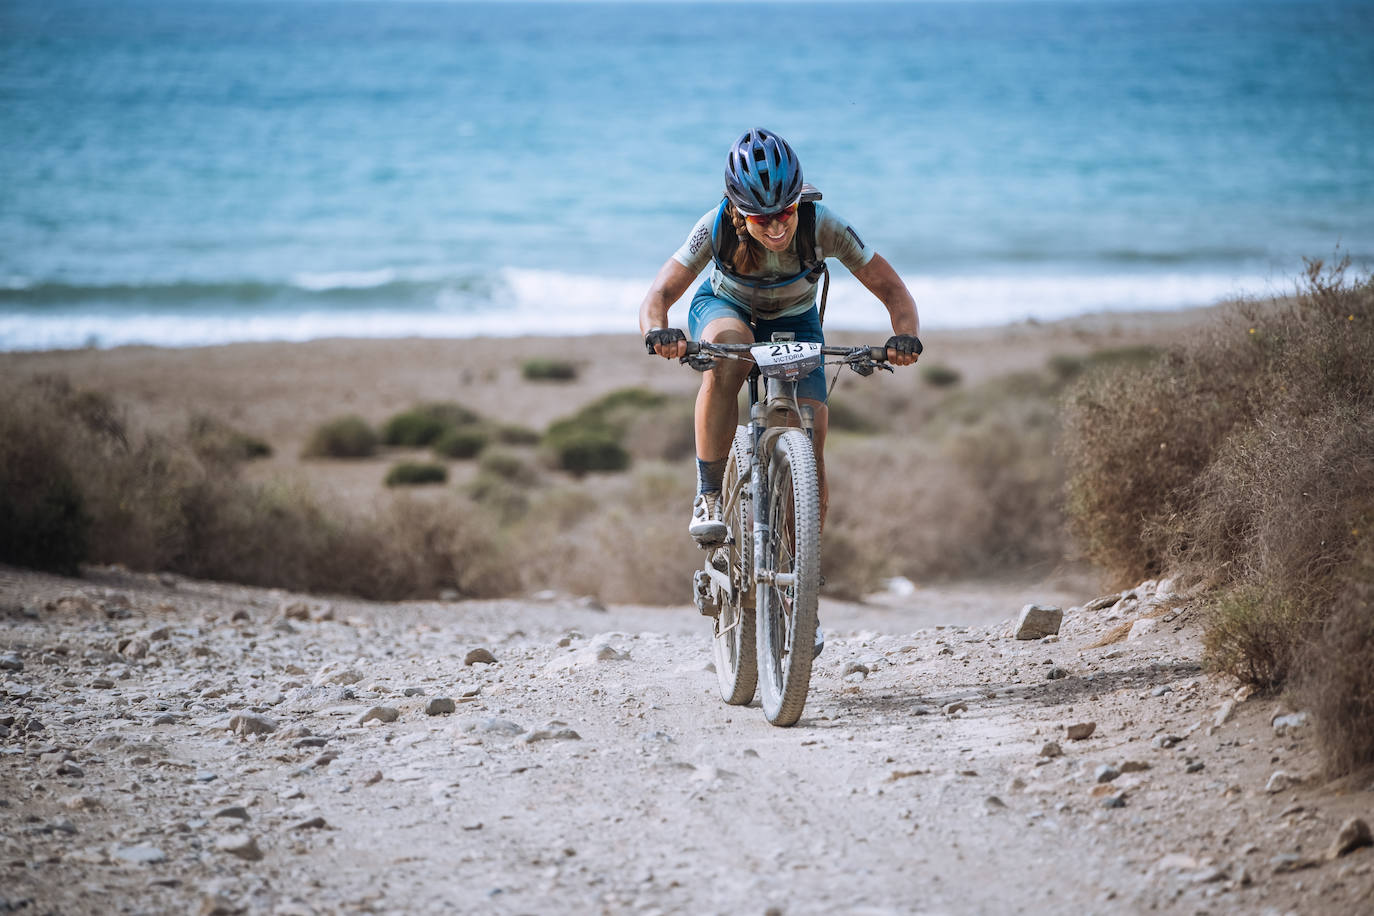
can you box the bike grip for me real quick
[870,346,888,362]
[685,340,701,355]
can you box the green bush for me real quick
[541,387,671,473]
[382,402,483,447]
[382,411,448,448]
[546,428,630,475]
[522,358,579,382]
[384,462,449,487]
[920,363,962,388]
[433,426,490,459]
[303,415,378,458]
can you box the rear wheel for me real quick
[712,426,757,705]
[756,429,820,727]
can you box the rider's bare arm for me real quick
[852,254,921,366]
[638,258,697,359]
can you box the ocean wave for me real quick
[0,266,1288,351]
[0,271,496,308]
[290,268,398,291]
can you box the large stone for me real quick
[312,663,363,687]
[1066,722,1097,741]
[228,712,277,736]
[456,717,526,737]
[464,648,497,666]
[1127,618,1158,641]
[1329,818,1373,858]
[1014,605,1063,640]
[424,697,456,716]
[1272,711,1310,735]
[1265,770,1298,793]
[215,834,263,861]
[113,844,166,864]
[359,706,400,725]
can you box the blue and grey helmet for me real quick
[723,128,804,216]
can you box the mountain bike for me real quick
[677,335,902,727]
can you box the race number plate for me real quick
[750,341,823,380]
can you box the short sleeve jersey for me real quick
[670,202,875,319]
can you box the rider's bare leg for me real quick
[694,316,754,462]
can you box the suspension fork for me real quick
[750,376,812,588]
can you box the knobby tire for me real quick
[756,429,820,727]
[712,426,757,705]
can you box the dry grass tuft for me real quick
[1087,621,1135,649]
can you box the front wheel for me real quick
[712,425,757,705]
[756,429,821,727]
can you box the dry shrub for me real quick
[1061,349,1255,582]
[187,414,272,462]
[1063,260,1373,586]
[512,465,698,604]
[1180,400,1374,588]
[823,401,1064,595]
[824,363,1070,594]
[0,375,518,601]
[0,380,92,573]
[1294,537,1374,778]
[1060,261,1374,772]
[1201,584,1318,688]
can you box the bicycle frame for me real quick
[674,333,903,725]
[689,336,889,612]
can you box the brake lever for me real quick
[847,361,875,377]
[681,354,717,372]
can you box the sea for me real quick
[2,0,1372,350]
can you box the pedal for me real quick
[693,569,721,617]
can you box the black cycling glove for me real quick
[885,334,924,358]
[644,327,686,354]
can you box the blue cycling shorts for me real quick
[686,280,828,403]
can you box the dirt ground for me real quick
[2,564,1371,915]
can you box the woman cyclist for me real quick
[639,128,922,547]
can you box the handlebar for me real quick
[683,340,891,363]
[671,339,903,377]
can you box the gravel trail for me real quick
[2,566,1371,915]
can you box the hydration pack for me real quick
[709,184,832,323]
